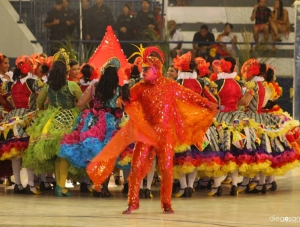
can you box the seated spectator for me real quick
[115,4,136,58]
[192,24,215,63]
[270,0,290,43]
[216,23,237,60]
[168,20,184,59]
[154,5,165,36]
[250,0,271,43]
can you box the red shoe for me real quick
[162,204,174,214]
[122,205,139,214]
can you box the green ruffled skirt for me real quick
[22,106,80,174]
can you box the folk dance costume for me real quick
[78,63,100,111]
[206,57,260,196]
[0,53,14,181]
[58,58,131,197]
[0,56,40,194]
[87,46,218,214]
[242,63,299,193]
[171,53,218,198]
[118,59,156,197]
[22,49,82,197]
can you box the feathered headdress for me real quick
[45,56,54,69]
[240,58,260,80]
[195,57,210,77]
[15,55,34,75]
[133,56,142,73]
[31,54,46,66]
[129,44,164,70]
[53,48,70,70]
[212,59,233,74]
[173,51,191,72]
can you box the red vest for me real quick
[11,82,32,109]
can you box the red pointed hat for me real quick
[88,26,128,85]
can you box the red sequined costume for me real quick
[87,46,218,213]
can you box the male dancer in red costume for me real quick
[87,46,219,214]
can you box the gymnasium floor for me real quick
[0,168,299,227]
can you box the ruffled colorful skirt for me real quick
[58,107,132,176]
[214,111,269,177]
[0,108,37,161]
[244,111,300,177]
[22,106,80,174]
[173,125,236,178]
[196,126,237,177]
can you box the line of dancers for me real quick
[0,41,299,214]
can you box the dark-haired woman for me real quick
[59,57,130,197]
[79,63,99,109]
[166,65,178,80]
[240,61,300,193]
[171,52,219,198]
[0,55,40,194]
[270,0,290,47]
[22,49,82,197]
[68,60,80,83]
[0,53,14,186]
[262,65,300,191]
[206,57,257,197]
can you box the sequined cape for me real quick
[87,76,218,186]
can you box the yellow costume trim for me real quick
[0,148,24,161]
[117,156,132,166]
[174,144,191,153]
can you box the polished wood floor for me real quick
[0,168,299,227]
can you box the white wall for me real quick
[0,0,43,58]
[167,6,295,24]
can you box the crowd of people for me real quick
[0,0,297,215]
[44,0,290,65]
[46,0,163,57]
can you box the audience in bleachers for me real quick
[216,23,238,61]
[44,0,68,55]
[192,24,215,63]
[85,0,114,45]
[135,0,157,39]
[154,5,165,36]
[168,20,183,59]
[115,4,136,58]
[62,0,76,36]
[250,0,271,44]
[270,0,290,44]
